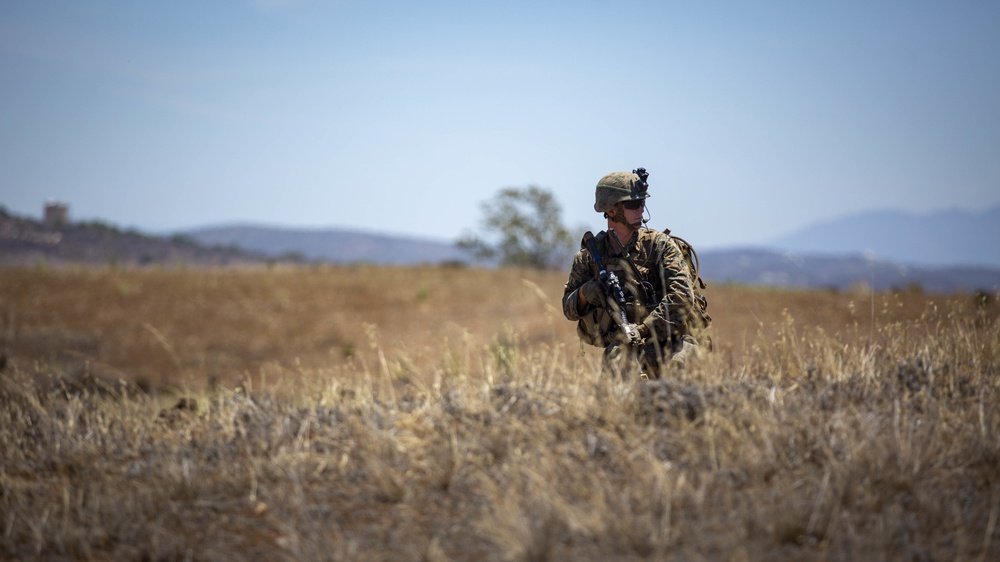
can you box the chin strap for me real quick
[605,208,643,232]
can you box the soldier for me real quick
[562,168,710,377]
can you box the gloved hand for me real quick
[580,279,606,308]
[626,323,644,346]
[613,323,644,347]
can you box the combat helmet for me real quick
[594,168,650,213]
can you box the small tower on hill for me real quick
[44,201,69,225]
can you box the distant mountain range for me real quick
[698,248,999,293]
[699,203,1000,292]
[3,205,998,293]
[768,204,1000,269]
[184,224,469,265]
[178,207,1000,292]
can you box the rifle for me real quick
[581,231,642,349]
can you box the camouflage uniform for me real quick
[562,228,708,376]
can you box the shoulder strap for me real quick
[669,234,706,290]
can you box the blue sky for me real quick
[2,0,998,249]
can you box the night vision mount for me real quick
[632,167,649,197]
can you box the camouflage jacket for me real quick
[562,228,707,349]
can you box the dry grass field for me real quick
[1,265,998,561]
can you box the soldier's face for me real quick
[620,200,645,228]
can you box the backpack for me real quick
[666,231,712,331]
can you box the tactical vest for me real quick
[576,229,711,348]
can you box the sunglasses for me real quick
[621,199,646,210]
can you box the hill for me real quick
[769,204,1000,268]
[182,224,469,265]
[0,208,266,267]
[699,247,1000,293]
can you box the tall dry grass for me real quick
[1,266,997,561]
